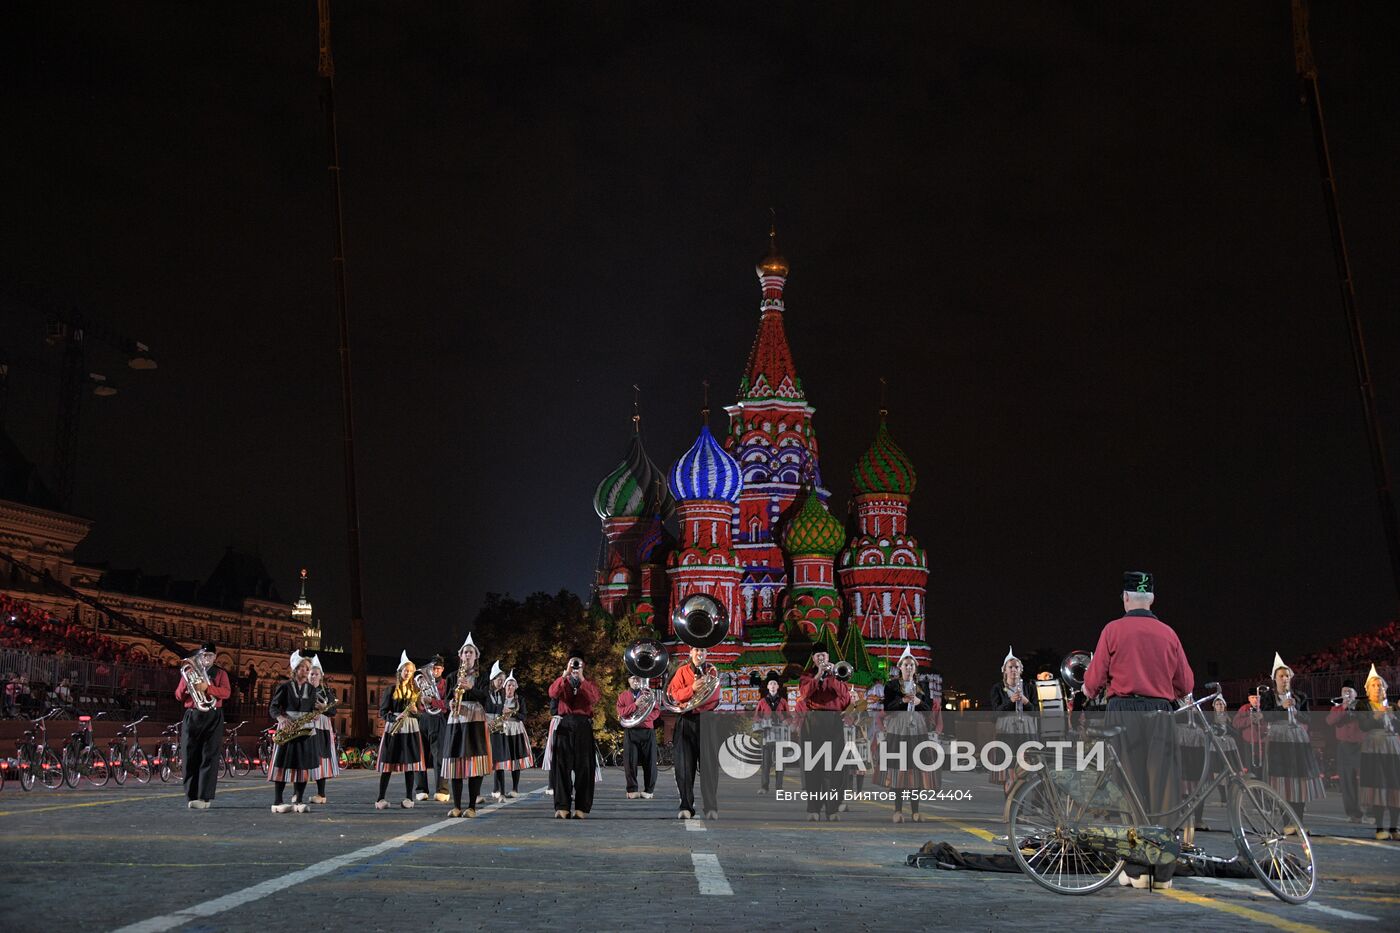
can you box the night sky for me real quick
[2,2,1397,686]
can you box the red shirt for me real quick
[175,667,231,710]
[666,663,720,713]
[1327,704,1365,744]
[549,675,601,716]
[798,672,851,711]
[616,689,661,728]
[1082,610,1193,701]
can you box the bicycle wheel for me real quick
[39,749,64,789]
[231,746,251,777]
[1229,778,1316,904]
[259,741,273,775]
[1007,772,1130,894]
[129,746,153,784]
[158,743,175,783]
[17,745,36,791]
[84,748,110,787]
[108,746,127,785]
[62,745,80,788]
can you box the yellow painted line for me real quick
[0,782,267,817]
[1158,887,1329,933]
[863,796,999,842]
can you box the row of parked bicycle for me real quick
[0,707,392,791]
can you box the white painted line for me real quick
[1191,877,1376,922]
[691,852,733,895]
[684,818,707,831]
[111,786,548,933]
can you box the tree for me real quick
[468,590,632,754]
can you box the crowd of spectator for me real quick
[1296,618,1400,674]
[0,593,142,664]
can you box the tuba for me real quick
[180,653,217,712]
[620,638,669,728]
[1060,650,1093,691]
[413,664,444,716]
[662,594,730,714]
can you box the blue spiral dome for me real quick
[668,425,742,503]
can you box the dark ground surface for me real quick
[0,766,1396,932]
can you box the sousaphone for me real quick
[662,593,730,713]
[619,637,669,728]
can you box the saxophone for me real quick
[488,695,517,734]
[386,689,419,737]
[450,666,475,717]
[273,705,324,745]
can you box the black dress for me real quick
[875,678,937,790]
[1259,690,1324,802]
[485,691,533,771]
[268,679,320,782]
[376,684,427,773]
[989,680,1038,787]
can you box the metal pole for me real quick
[1292,1,1400,607]
[317,0,370,742]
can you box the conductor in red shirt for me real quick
[1082,572,1194,881]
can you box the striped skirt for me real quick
[490,720,534,772]
[440,703,494,779]
[990,712,1037,788]
[376,715,427,773]
[1178,723,1210,794]
[307,713,340,781]
[873,727,940,790]
[268,730,320,783]
[1264,720,1325,803]
[1359,729,1400,810]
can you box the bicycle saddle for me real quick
[1082,725,1124,739]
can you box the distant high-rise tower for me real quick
[293,568,321,651]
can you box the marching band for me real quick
[172,573,1400,847]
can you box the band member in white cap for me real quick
[307,654,339,804]
[375,651,427,809]
[989,646,1037,793]
[1257,651,1324,832]
[1358,664,1400,840]
[1082,571,1193,889]
[269,651,320,813]
[488,669,533,800]
[439,634,493,817]
[878,644,938,822]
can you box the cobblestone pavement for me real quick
[1,767,1396,932]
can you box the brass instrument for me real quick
[180,653,217,712]
[386,691,419,737]
[488,697,518,734]
[414,664,444,716]
[1060,650,1093,691]
[273,704,325,745]
[450,665,476,717]
[899,678,922,706]
[620,638,669,728]
[662,594,730,713]
[830,660,854,681]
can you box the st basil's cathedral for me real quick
[591,228,932,697]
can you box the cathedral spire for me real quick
[740,219,802,401]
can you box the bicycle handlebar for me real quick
[121,715,149,729]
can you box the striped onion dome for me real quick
[782,489,844,556]
[594,432,675,520]
[851,416,917,496]
[668,425,742,503]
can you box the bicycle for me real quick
[14,709,65,790]
[221,721,252,777]
[1006,683,1316,904]
[60,711,111,788]
[106,715,154,785]
[257,727,276,775]
[154,722,182,783]
[657,739,675,771]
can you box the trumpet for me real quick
[820,660,854,681]
[180,653,217,712]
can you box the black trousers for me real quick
[761,741,785,790]
[1105,697,1178,880]
[624,726,657,793]
[415,714,446,795]
[673,713,720,814]
[1337,741,1362,819]
[551,714,596,813]
[181,707,224,801]
[801,712,845,815]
